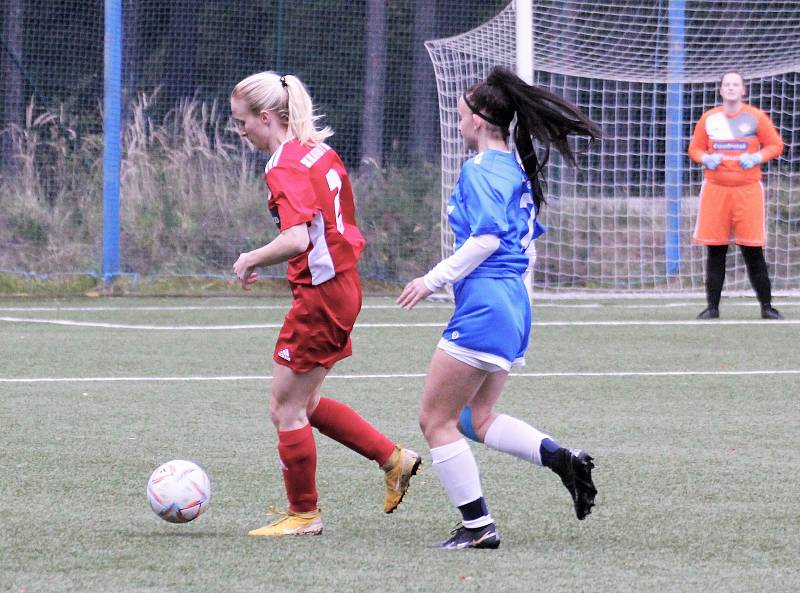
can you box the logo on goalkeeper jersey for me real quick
[712,141,747,151]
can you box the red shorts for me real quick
[273,267,362,373]
[693,181,766,246]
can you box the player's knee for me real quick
[418,411,433,440]
[419,410,451,442]
[269,393,299,429]
[268,397,282,428]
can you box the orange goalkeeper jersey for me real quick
[688,103,783,186]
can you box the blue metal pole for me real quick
[665,0,686,277]
[103,0,122,284]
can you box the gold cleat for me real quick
[247,508,323,537]
[381,447,421,513]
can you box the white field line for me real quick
[0,304,399,312]
[1,301,799,313]
[2,316,800,330]
[2,369,799,383]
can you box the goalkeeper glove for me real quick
[702,153,723,170]
[739,152,763,169]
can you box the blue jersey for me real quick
[440,150,545,369]
[448,149,544,279]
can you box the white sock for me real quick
[484,414,551,466]
[430,439,484,505]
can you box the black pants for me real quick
[704,244,772,309]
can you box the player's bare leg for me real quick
[249,365,327,537]
[463,372,597,521]
[421,351,501,549]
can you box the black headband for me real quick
[279,75,288,88]
[462,93,512,128]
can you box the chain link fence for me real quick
[0,0,506,285]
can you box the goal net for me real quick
[426,1,800,295]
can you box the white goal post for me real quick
[426,0,800,295]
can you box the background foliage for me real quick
[0,0,507,282]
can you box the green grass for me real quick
[1,297,799,592]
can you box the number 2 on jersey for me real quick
[325,169,345,233]
[519,189,536,251]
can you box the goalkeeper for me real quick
[688,70,784,320]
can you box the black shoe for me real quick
[550,448,597,520]
[434,523,501,550]
[696,307,720,320]
[761,306,784,320]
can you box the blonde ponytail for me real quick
[231,71,333,146]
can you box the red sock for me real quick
[277,424,317,513]
[309,397,396,466]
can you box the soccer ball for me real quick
[147,460,211,523]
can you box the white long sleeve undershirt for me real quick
[422,234,501,291]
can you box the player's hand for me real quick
[739,152,763,169]
[702,153,723,170]
[397,277,433,310]
[233,252,258,290]
[240,269,258,290]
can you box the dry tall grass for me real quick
[0,102,102,273]
[2,97,797,291]
[119,92,272,274]
[0,95,441,281]
[0,94,271,276]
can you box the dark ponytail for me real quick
[464,66,601,209]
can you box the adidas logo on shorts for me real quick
[277,348,292,362]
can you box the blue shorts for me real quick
[439,275,531,371]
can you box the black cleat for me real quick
[761,306,784,320]
[550,448,597,520]
[434,523,501,550]
[697,307,720,320]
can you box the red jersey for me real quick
[688,103,783,187]
[265,139,365,286]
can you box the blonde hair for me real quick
[231,71,333,145]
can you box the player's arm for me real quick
[232,163,317,289]
[423,233,500,291]
[396,234,500,310]
[755,111,784,162]
[233,224,309,290]
[687,113,721,169]
[238,223,309,268]
[739,111,784,169]
[687,114,710,164]
[398,163,503,310]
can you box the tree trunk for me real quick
[436,0,472,38]
[122,0,140,124]
[167,1,198,104]
[360,0,386,169]
[409,0,437,163]
[1,0,24,174]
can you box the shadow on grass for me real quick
[116,529,238,539]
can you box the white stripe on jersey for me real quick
[300,143,331,168]
[265,141,287,174]
[705,112,735,140]
[693,179,707,242]
[307,210,335,285]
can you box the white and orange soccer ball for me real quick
[147,460,211,523]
